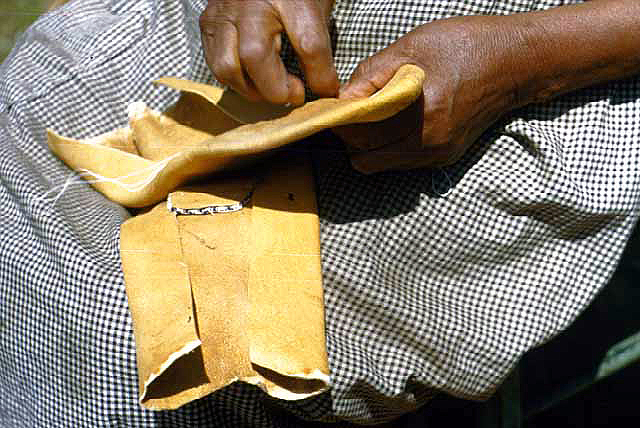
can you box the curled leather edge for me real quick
[47,64,425,208]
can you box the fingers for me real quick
[200,2,302,104]
[200,0,337,105]
[338,97,464,173]
[346,124,466,174]
[333,96,424,151]
[348,124,467,174]
[236,19,292,104]
[339,49,409,99]
[201,17,262,101]
[286,73,306,106]
[275,0,339,98]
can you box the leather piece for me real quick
[248,154,328,382]
[120,159,328,409]
[47,64,425,208]
[119,202,207,409]
[47,64,423,410]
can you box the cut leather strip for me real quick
[120,159,328,409]
[119,202,207,409]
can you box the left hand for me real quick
[199,0,339,105]
[336,15,524,173]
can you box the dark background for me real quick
[0,0,60,62]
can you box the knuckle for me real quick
[199,3,220,27]
[212,58,241,82]
[353,58,374,79]
[238,40,270,64]
[198,6,213,26]
[297,33,329,60]
[200,1,236,30]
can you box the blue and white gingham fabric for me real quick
[1,0,639,426]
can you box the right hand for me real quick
[336,15,525,173]
[199,0,339,105]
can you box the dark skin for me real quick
[200,0,640,173]
[199,0,338,105]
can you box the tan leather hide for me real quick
[46,65,425,409]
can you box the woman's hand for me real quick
[336,15,524,173]
[200,0,339,105]
[337,0,640,174]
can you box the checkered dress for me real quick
[1,0,639,426]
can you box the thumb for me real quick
[339,50,407,99]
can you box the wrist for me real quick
[503,10,578,108]
[445,15,530,122]
[501,0,640,108]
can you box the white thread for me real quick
[76,156,171,193]
[166,193,174,212]
[32,169,81,207]
[31,155,175,208]
[50,170,78,206]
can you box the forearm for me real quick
[507,0,640,106]
[335,0,640,171]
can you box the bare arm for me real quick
[338,0,640,172]
[506,0,640,106]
